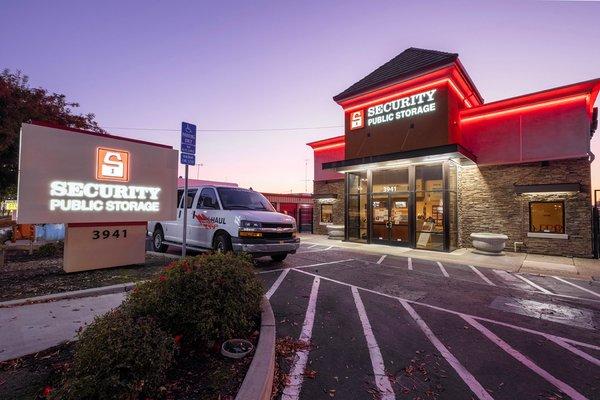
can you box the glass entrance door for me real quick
[371,193,411,246]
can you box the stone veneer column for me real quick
[458,157,592,257]
[312,179,345,235]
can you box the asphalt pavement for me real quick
[257,241,600,400]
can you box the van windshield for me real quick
[217,188,275,211]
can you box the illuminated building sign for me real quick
[366,89,437,127]
[49,181,161,212]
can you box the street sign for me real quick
[180,122,196,166]
[180,152,195,165]
[181,143,195,154]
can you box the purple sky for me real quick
[2,0,599,194]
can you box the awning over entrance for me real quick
[322,143,476,173]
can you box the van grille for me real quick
[262,232,294,240]
[262,223,294,229]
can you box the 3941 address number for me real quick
[92,229,128,240]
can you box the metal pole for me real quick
[182,164,188,257]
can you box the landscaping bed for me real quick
[0,243,174,301]
[0,253,265,399]
[0,338,256,400]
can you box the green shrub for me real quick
[123,252,264,344]
[54,309,174,400]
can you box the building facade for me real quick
[308,48,599,257]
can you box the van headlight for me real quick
[240,220,262,229]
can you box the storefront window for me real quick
[372,168,409,193]
[529,201,565,234]
[415,164,443,192]
[416,191,444,250]
[348,171,367,194]
[320,204,333,224]
[348,194,368,242]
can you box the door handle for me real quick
[178,210,182,218]
[192,211,196,219]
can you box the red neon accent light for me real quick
[313,142,345,152]
[342,78,471,113]
[461,94,588,123]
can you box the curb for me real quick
[0,281,138,308]
[235,296,276,400]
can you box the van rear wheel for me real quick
[214,233,232,253]
[271,253,287,262]
[152,227,168,253]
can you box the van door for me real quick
[192,187,221,248]
[164,189,184,242]
[174,188,197,244]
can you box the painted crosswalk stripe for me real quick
[352,287,395,400]
[553,276,600,299]
[265,269,289,299]
[437,261,449,278]
[281,277,321,400]
[408,257,413,270]
[400,300,493,400]
[376,255,387,264]
[469,265,496,286]
[462,315,587,400]
[514,274,553,294]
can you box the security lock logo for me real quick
[96,147,130,182]
[350,110,364,130]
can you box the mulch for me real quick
[0,250,173,302]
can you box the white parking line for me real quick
[376,255,387,264]
[553,276,600,299]
[514,274,553,294]
[437,261,450,278]
[306,244,319,249]
[265,269,289,299]
[462,315,587,400]
[352,287,396,400]
[469,265,496,286]
[281,277,320,400]
[257,259,354,275]
[291,267,600,353]
[299,245,334,254]
[408,257,413,270]
[546,336,600,367]
[400,301,493,400]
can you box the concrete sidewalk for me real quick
[0,292,125,362]
[298,234,600,280]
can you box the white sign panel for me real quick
[17,123,178,224]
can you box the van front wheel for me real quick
[214,233,232,253]
[152,228,168,253]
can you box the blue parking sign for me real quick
[180,152,195,165]
[181,122,196,165]
[181,143,195,154]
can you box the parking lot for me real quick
[256,242,600,400]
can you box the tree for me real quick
[0,69,104,200]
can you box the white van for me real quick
[147,185,300,261]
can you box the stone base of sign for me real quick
[63,222,146,272]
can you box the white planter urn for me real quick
[470,232,508,254]
[326,225,344,240]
